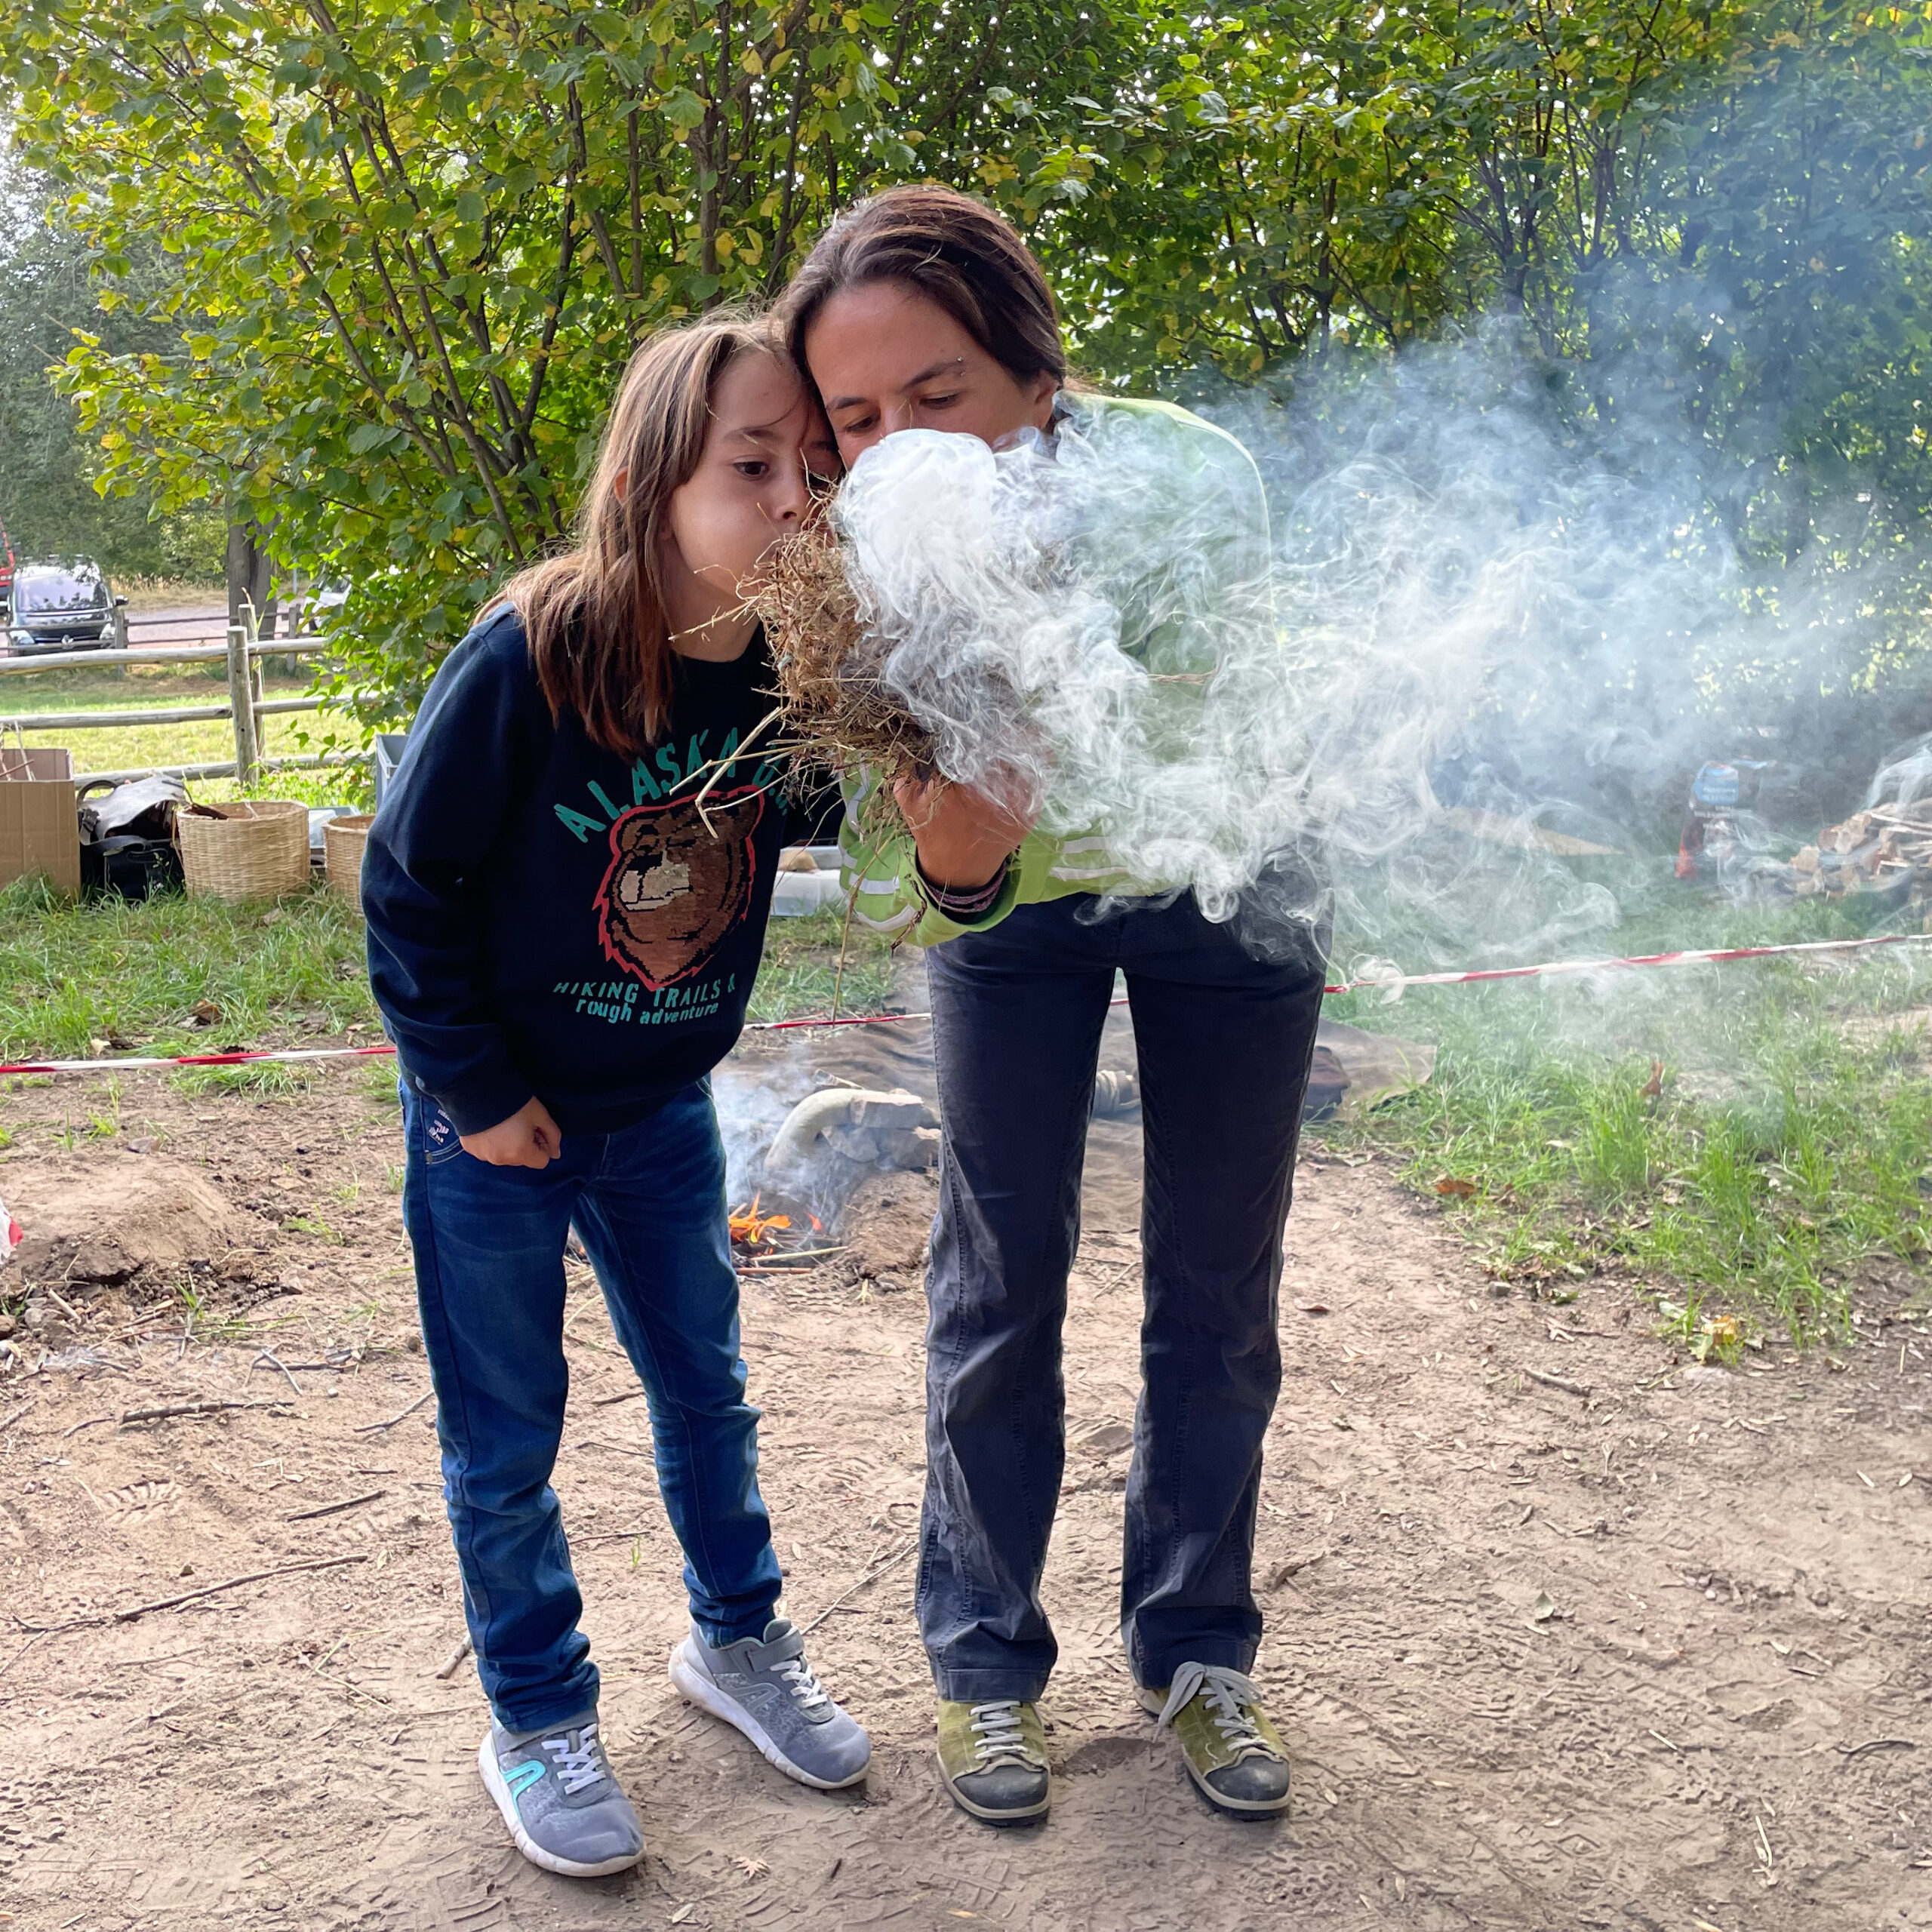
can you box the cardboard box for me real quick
[0,746,81,894]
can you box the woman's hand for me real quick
[460,1097,564,1170]
[894,773,1035,890]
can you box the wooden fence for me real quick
[0,625,363,790]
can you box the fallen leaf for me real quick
[1532,1590,1558,1623]
[734,1856,769,1880]
[1332,1414,1354,1431]
[1433,1175,1478,1198]
[1295,1300,1331,1315]
[189,999,222,1027]
[669,1909,694,1926]
[1641,1058,1664,1102]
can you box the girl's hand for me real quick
[460,1097,564,1170]
[894,772,1035,889]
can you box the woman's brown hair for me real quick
[776,184,1066,396]
[500,312,783,758]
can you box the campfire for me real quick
[728,1195,833,1274]
[728,1195,792,1254]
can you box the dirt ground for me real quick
[2,1046,1930,1932]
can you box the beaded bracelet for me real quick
[915,853,1010,918]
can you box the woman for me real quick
[777,187,1327,1824]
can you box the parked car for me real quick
[288,574,349,636]
[5,557,126,654]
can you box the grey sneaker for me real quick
[476,1710,645,1878]
[669,1617,871,1789]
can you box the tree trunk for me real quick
[225,513,275,638]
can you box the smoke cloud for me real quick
[830,318,1904,975]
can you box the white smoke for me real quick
[829,325,1885,971]
[835,410,1306,928]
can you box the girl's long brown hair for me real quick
[501,313,782,758]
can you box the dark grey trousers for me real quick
[917,891,1327,1701]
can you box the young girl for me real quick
[361,315,867,1880]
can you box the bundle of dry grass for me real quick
[752,520,935,796]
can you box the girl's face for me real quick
[658,350,838,659]
[803,281,1057,466]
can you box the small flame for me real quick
[729,1193,792,1251]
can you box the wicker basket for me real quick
[323,813,374,906]
[177,799,311,903]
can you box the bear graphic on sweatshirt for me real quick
[595,789,764,989]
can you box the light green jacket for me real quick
[836,391,1272,946]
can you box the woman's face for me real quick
[804,281,1057,466]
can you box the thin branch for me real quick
[16,1553,370,1634]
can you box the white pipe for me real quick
[764,1087,935,1185]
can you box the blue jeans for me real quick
[919,892,1327,1701]
[401,1080,782,1732]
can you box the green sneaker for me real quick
[1137,1663,1291,1817]
[935,1698,1051,1823]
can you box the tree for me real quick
[2,0,1134,713]
[7,0,1932,746]
[0,146,220,578]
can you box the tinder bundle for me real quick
[755,400,1303,919]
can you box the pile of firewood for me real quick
[1786,797,1932,900]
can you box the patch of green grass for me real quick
[0,874,376,1061]
[748,904,894,1021]
[174,1061,319,1098]
[1322,886,1932,1343]
[284,1212,343,1243]
[86,1077,123,1140]
[361,1061,403,1106]
[0,864,892,1075]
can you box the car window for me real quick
[16,567,104,612]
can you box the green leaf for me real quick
[660,87,706,131]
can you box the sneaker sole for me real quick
[475,1734,645,1878]
[934,1746,1052,1825]
[669,1641,870,1791]
[1134,1684,1291,1819]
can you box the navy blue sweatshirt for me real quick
[363,605,795,1137]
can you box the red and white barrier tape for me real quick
[1323,931,1931,995]
[0,930,1923,1080]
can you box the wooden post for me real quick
[226,623,260,791]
